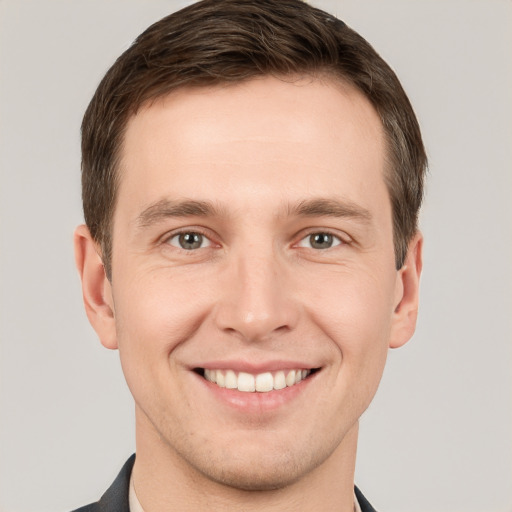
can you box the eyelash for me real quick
[163,228,215,251]
[296,231,346,250]
[162,228,349,252]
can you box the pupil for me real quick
[311,233,332,249]
[179,232,202,249]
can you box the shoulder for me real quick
[69,455,135,512]
[355,485,379,512]
[71,505,97,512]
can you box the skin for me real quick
[75,76,422,511]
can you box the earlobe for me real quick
[389,232,423,349]
[74,225,118,350]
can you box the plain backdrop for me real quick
[0,1,511,511]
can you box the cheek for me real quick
[112,270,211,385]
[306,268,396,381]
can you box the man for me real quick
[73,0,426,510]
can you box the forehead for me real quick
[117,76,388,221]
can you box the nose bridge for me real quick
[215,243,298,341]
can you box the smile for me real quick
[200,368,316,393]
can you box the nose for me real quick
[213,249,300,343]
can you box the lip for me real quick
[194,359,319,373]
[190,361,321,413]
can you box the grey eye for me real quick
[298,232,342,249]
[310,233,333,249]
[168,232,210,250]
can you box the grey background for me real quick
[1,1,511,511]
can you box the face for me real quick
[77,76,421,491]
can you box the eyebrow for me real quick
[135,196,372,228]
[290,198,372,223]
[136,199,221,228]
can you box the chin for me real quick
[179,434,332,493]
[195,454,312,492]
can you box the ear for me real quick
[74,225,118,350]
[389,232,423,349]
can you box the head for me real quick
[75,0,426,498]
[81,0,426,281]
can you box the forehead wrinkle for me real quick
[135,198,226,228]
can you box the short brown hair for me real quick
[81,0,427,279]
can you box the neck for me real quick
[132,407,358,512]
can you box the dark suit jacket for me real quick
[72,454,377,512]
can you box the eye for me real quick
[167,232,212,250]
[297,232,343,250]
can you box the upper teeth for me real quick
[203,369,311,393]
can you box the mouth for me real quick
[195,367,320,393]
